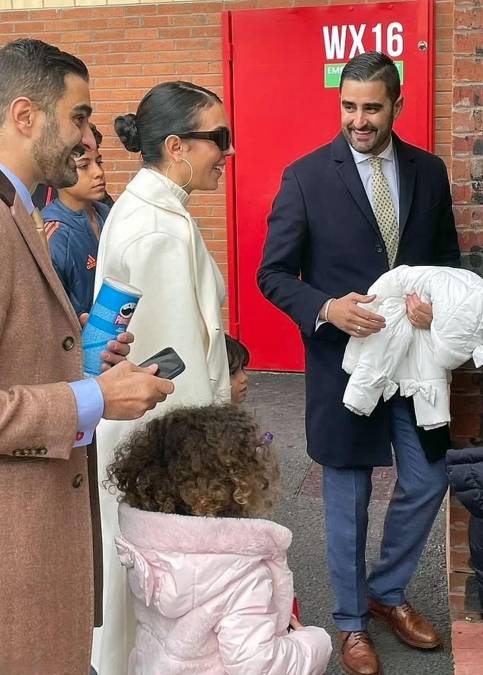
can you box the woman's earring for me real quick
[164,158,194,190]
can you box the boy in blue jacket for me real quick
[42,123,110,316]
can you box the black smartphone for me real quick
[138,347,185,380]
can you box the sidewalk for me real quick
[250,371,454,674]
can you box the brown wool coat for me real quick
[0,171,102,675]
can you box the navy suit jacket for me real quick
[258,133,460,468]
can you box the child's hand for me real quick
[289,615,304,631]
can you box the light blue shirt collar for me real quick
[0,163,34,214]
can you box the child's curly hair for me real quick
[105,404,280,518]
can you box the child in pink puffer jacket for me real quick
[106,404,332,675]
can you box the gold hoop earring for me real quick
[164,158,193,190]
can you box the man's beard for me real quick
[32,114,82,189]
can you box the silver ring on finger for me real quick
[356,325,362,334]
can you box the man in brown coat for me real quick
[0,39,174,675]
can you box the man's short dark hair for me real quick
[340,52,401,103]
[0,39,89,124]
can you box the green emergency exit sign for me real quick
[324,60,404,88]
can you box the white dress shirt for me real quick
[349,139,400,226]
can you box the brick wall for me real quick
[448,0,483,621]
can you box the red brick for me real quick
[31,9,59,20]
[124,27,160,40]
[435,77,452,93]
[458,228,483,251]
[453,157,473,182]
[174,61,211,75]
[175,37,219,50]
[455,32,483,56]
[141,63,177,77]
[91,74,127,88]
[453,109,481,133]
[454,7,482,30]
[450,392,483,415]
[454,57,483,83]
[436,10,453,27]
[460,204,483,224]
[454,85,483,107]
[91,53,128,66]
[143,15,177,28]
[170,14,220,27]
[436,90,453,106]
[449,526,471,548]
[436,37,453,52]
[453,135,479,154]
[450,413,481,437]
[193,26,222,38]
[450,548,473,573]
[0,11,29,21]
[79,6,125,18]
[123,4,160,16]
[226,0,258,7]
[13,20,46,32]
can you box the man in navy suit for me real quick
[258,52,460,675]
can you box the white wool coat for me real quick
[91,168,231,674]
[343,265,483,429]
[116,503,332,675]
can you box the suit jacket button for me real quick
[72,473,84,488]
[375,244,383,253]
[62,336,75,351]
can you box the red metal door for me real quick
[223,1,434,371]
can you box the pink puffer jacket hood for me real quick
[116,503,332,675]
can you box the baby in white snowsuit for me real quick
[343,265,483,429]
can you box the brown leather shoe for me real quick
[368,597,441,649]
[339,631,382,675]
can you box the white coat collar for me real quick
[126,167,190,214]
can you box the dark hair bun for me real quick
[114,113,141,153]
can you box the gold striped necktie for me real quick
[369,156,399,268]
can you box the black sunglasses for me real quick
[176,126,232,152]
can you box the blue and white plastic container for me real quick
[82,277,142,377]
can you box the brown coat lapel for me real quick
[11,195,80,331]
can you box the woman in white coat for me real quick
[91,81,234,674]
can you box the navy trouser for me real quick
[322,396,448,631]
